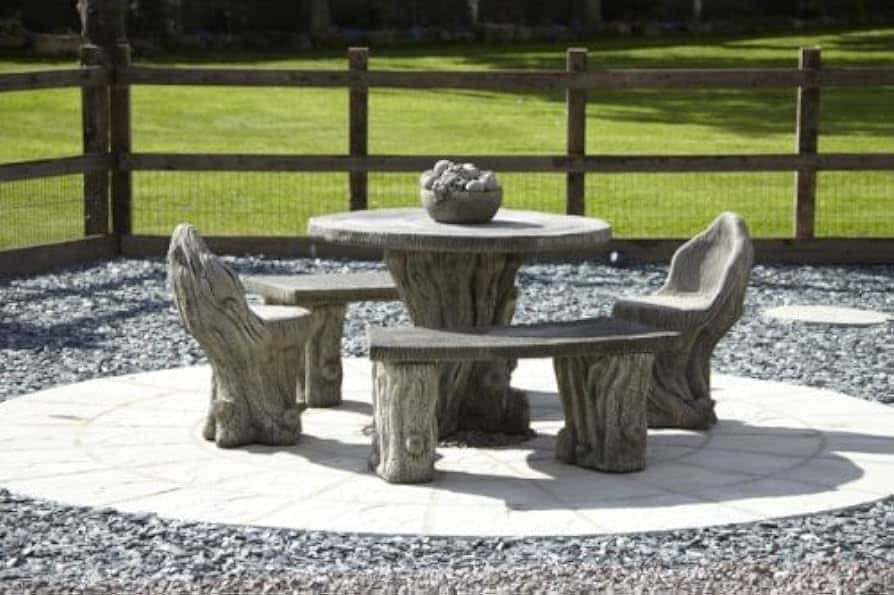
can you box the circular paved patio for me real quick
[1,358,892,537]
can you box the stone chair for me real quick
[167,224,313,448]
[611,212,753,430]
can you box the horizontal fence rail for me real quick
[121,66,894,90]
[0,155,113,182]
[115,235,894,266]
[0,67,110,92]
[120,153,894,173]
[6,65,891,96]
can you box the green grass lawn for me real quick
[0,28,892,248]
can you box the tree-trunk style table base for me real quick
[385,250,528,438]
[553,353,653,472]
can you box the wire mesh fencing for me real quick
[0,89,82,164]
[817,171,894,238]
[368,172,566,213]
[585,172,794,238]
[128,169,893,240]
[0,176,84,249]
[132,171,349,236]
[819,87,894,154]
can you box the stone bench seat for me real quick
[248,304,313,340]
[244,272,398,306]
[243,272,399,408]
[369,317,676,362]
[367,317,678,483]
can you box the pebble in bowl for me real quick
[420,160,502,224]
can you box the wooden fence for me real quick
[1,3,893,276]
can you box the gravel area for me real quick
[1,257,892,593]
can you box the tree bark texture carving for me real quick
[553,353,652,472]
[384,249,527,438]
[167,224,310,448]
[370,361,439,483]
[612,212,753,430]
[303,304,346,408]
[263,297,345,409]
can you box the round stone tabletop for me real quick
[308,208,611,253]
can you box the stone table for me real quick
[308,208,611,438]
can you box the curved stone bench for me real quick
[368,318,678,483]
[244,272,399,408]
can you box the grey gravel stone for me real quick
[0,258,892,593]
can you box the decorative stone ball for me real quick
[420,160,503,224]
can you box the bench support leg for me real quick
[303,304,346,408]
[370,361,438,484]
[263,298,345,409]
[553,353,652,472]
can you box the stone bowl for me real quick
[420,189,503,224]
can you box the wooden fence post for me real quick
[111,41,132,236]
[566,48,587,216]
[78,0,131,239]
[794,48,821,239]
[349,47,369,211]
[80,44,110,236]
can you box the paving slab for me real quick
[762,304,891,326]
[1,359,892,537]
